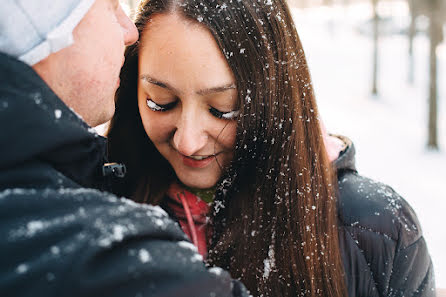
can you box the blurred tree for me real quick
[371,0,379,95]
[127,0,139,10]
[123,0,139,17]
[288,0,309,8]
[406,0,444,150]
[427,0,443,150]
[407,0,416,84]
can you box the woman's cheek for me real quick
[222,122,237,149]
[139,109,159,142]
[145,113,176,143]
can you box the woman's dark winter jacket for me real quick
[0,53,249,297]
[335,136,435,297]
[163,136,436,297]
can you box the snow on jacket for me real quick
[164,136,436,297]
[0,53,250,297]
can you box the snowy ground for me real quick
[291,2,446,287]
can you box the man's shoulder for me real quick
[337,171,422,248]
[0,187,225,296]
[0,186,187,245]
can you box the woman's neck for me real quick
[183,185,216,204]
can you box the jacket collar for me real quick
[332,135,357,172]
[0,53,108,189]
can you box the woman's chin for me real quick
[176,172,218,190]
[179,179,217,190]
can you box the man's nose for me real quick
[120,8,139,46]
[173,114,208,157]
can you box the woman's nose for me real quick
[173,114,208,156]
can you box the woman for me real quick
[107,0,435,296]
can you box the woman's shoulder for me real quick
[336,171,435,296]
[336,170,422,247]
[332,137,434,296]
[332,136,422,247]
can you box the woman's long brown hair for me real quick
[107,0,347,296]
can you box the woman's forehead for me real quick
[138,13,235,94]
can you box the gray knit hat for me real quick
[0,0,95,65]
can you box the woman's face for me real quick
[137,14,238,189]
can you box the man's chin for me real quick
[90,106,115,130]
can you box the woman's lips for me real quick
[180,154,217,168]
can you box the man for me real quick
[0,1,249,296]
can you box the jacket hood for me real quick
[0,53,107,188]
[330,134,357,172]
[321,119,356,172]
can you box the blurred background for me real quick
[118,0,445,287]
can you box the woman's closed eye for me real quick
[146,98,239,120]
[209,107,240,120]
[146,98,177,112]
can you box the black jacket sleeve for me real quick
[0,188,250,297]
[389,236,435,297]
[387,194,436,297]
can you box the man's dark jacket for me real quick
[0,53,249,297]
[335,136,436,296]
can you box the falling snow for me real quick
[138,249,151,263]
[54,109,62,119]
[16,264,28,274]
[178,240,198,252]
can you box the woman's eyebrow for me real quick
[140,75,177,92]
[140,74,235,95]
[196,83,236,96]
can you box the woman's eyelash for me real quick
[147,98,239,119]
[209,107,240,120]
[146,99,176,112]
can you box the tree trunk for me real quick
[427,0,440,150]
[371,0,379,96]
[126,0,139,18]
[131,0,139,10]
[408,0,416,84]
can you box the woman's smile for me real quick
[180,153,218,168]
[170,141,222,168]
